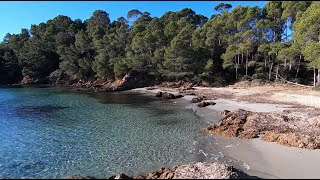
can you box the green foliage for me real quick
[0,2,318,86]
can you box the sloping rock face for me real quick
[206,109,320,149]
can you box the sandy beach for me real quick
[130,84,320,179]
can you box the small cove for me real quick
[0,87,247,178]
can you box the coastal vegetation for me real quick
[0,1,319,88]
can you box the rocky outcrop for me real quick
[67,162,257,179]
[133,167,176,179]
[206,109,259,138]
[197,101,216,107]
[206,109,320,149]
[105,162,257,179]
[155,91,184,100]
[172,162,256,179]
[262,131,320,149]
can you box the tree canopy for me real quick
[0,1,319,86]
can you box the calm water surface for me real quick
[0,87,229,178]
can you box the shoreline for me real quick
[129,86,320,179]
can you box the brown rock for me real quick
[262,131,320,149]
[172,162,255,179]
[219,110,231,115]
[205,109,259,138]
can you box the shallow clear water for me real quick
[0,87,218,178]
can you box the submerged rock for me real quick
[197,101,216,107]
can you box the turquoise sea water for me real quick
[0,87,216,178]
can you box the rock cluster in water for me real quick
[155,91,184,99]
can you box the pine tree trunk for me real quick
[237,55,240,79]
[269,62,273,81]
[295,55,301,78]
[235,66,238,80]
[241,52,244,64]
[314,67,316,87]
[276,64,279,80]
[317,69,320,87]
[264,54,267,68]
[246,50,248,76]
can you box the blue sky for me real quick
[0,1,267,39]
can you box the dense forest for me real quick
[0,1,319,88]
